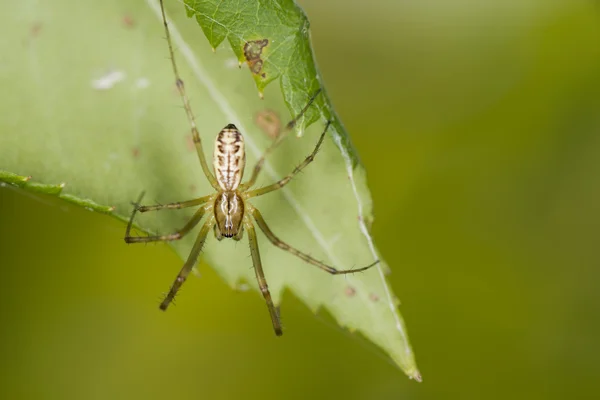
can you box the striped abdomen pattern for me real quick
[213,124,246,191]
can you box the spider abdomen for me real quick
[214,124,246,191]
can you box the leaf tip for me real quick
[410,370,423,383]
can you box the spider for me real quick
[124,0,378,336]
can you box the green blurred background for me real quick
[1,0,599,399]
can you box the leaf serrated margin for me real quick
[331,138,422,382]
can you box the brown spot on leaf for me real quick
[255,109,281,139]
[345,286,356,297]
[23,22,43,46]
[132,147,140,158]
[369,293,380,302]
[122,14,135,28]
[243,39,269,77]
[30,22,43,37]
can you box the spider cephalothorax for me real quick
[214,190,244,240]
[124,0,378,336]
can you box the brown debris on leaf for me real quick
[244,39,269,78]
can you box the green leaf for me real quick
[0,0,419,379]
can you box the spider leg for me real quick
[244,215,282,336]
[124,192,213,243]
[159,0,219,190]
[239,89,323,191]
[137,194,215,213]
[160,215,216,311]
[124,204,211,244]
[248,204,378,274]
[244,120,331,199]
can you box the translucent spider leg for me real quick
[159,0,219,190]
[244,215,282,336]
[124,204,211,244]
[239,89,324,191]
[244,120,332,199]
[160,215,216,311]
[247,204,379,274]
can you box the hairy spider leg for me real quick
[136,193,214,212]
[125,203,211,244]
[124,192,214,243]
[159,0,219,190]
[239,88,323,191]
[244,215,282,336]
[248,204,379,274]
[160,216,216,310]
[244,120,332,199]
